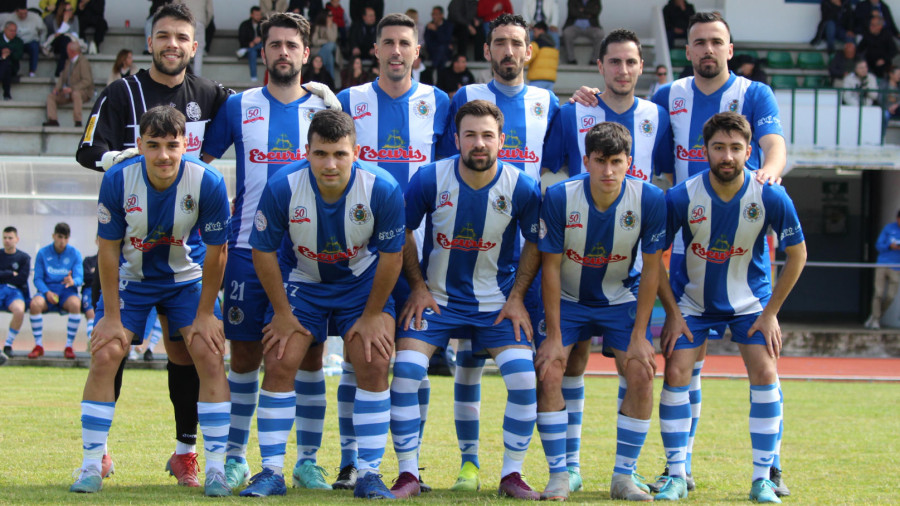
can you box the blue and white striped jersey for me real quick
[652,73,783,185]
[203,87,329,250]
[337,79,450,193]
[539,174,666,306]
[250,160,404,293]
[665,169,804,316]
[97,155,230,285]
[405,156,542,313]
[440,81,560,183]
[543,96,670,180]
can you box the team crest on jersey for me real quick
[349,203,372,224]
[413,99,432,119]
[579,115,597,133]
[538,319,547,337]
[689,205,707,224]
[491,195,511,216]
[566,212,583,229]
[437,191,453,208]
[255,210,267,231]
[530,102,545,119]
[97,203,111,224]
[125,194,142,213]
[743,202,762,222]
[244,107,264,124]
[671,97,688,115]
[290,206,311,223]
[180,194,195,214]
[305,109,317,121]
[228,306,245,325]
[728,99,740,113]
[186,101,201,121]
[640,119,654,137]
[619,210,637,230]
[539,218,547,239]
[353,103,372,120]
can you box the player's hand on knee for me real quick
[262,311,311,360]
[495,297,533,343]
[90,316,129,355]
[187,312,226,355]
[569,86,601,106]
[535,337,567,381]
[346,313,393,363]
[400,287,440,331]
[660,313,691,358]
[625,334,657,383]
[749,313,781,359]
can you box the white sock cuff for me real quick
[295,369,325,383]
[396,349,430,369]
[494,347,533,367]
[617,413,651,432]
[562,374,585,389]
[356,388,390,402]
[342,361,355,373]
[537,410,567,425]
[228,370,259,383]
[197,401,230,414]
[260,389,295,400]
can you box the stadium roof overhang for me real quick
[785,145,900,177]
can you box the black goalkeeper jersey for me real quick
[76,69,232,171]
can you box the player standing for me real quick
[653,112,805,503]
[200,11,338,492]
[336,12,449,491]
[70,106,231,496]
[248,110,404,499]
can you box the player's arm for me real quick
[76,88,131,171]
[399,228,440,331]
[535,250,566,380]
[70,250,84,287]
[90,237,129,353]
[756,133,787,185]
[253,248,312,360]
[346,250,402,363]
[188,242,227,355]
[33,253,48,296]
[748,241,807,359]
[496,239,540,342]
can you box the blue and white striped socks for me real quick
[81,400,115,472]
[496,348,537,478]
[454,339,485,468]
[614,413,650,476]
[660,382,691,478]
[390,350,429,477]
[537,410,567,474]
[337,361,358,468]
[65,315,81,348]
[562,374,585,469]
[749,383,782,481]
[295,369,326,465]
[686,360,704,474]
[418,374,430,452]
[4,327,18,347]
[226,369,259,464]
[354,388,390,478]
[198,401,230,475]
[29,315,42,347]
[257,389,294,474]
[85,319,94,340]
[772,380,783,470]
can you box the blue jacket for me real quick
[875,221,900,270]
[33,243,83,295]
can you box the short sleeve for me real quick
[201,94,237,159]
[516,175,542,244]
[747,83,784,139]
[764,186,804,249]
[436,91,464,158]
[538,185,566,254]
[664,188,685,250]
[371,179,406,253]
[249,177,290,253]
[97,168,126,240]
[640,186,666,254]
[542,108,566,173]
[198,172,230,245]
[653,106,674,176]
[404,168,433,230]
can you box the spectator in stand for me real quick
[42,39,92,127]
[348,6,376,63]
[663,0,695,48]
[349,0,382,25]
[854,0,898,38]
[237,5,264,81]
[438,52,474,96]
[448,0,483,61]
[843,58,878,105]
[477,0,513,39]
[43,1,79,77]
[859,14,897,78]
[0,6,44,77]
[881,65,900,119]
[39,0,77,18]
[288,0,323,22]
[811,0,853,54]
[144,0,172,54]
[425,5,454,73]
[829,40,857,85]
[325,0,347,51]
[310,10,338,78]
[302,53,335,89]
[561,0,602,65]
[175,0,212,76]
[75,0,105,54]
[0,226,29,360]
[525,21,557,90]
[340,55,370,89]
[412,54,431,83]
[406,8,425,47]
[865,210,900,329]
[259,0,287,18]
[647,64,668,99]
[107,48,137,84]
[523,0,559,48]
[732,53,768,84]
[0,20,23,100]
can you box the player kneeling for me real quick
[71,106,231,496]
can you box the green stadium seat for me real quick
[734,49,759,60]
[766,51,795,69]
[802,75,829,88]
[670,49,689,69]
[798,52,827,70]
[771,75,799,88]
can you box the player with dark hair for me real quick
[29,222,83,360]
[0,226,30,364]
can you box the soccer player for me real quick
[535,122,665,501]
[248,110,404,499]
[390,100,543,500]
[653,112,805,503]
[200,11,338,492]
[28,222,83,360]
[438,14,559,489]
[336,12,449,490]
[1,226,30,361]
[70,105,231,496]
[541,29,670,492]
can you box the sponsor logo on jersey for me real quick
[436,223,496,251]
[619,210,637,230]
[671,97,688,115]
[186,131,202,152]
[566,212,583,229]
[83,115,98,143]
[413,99,432,119]
[627,165,648,180]
[566,243,627,267]
[248,148,307,164]
[186,101,201,121]
[129,227,185,252]
[243,107,264,124]
[530,102,545,119]
[780,225,801,241]
[689,205,707,224]
[499,131,539,163]
[359,145,427,163]
[255,210,267,231]
[297,237,362,263]
[579,115,597,133]
[97,203,111,224]
[125,194,142,213]
[227,306,244,325]
[675,142,705,162]
[353,103,372,120]
[180,194,195,214]
[204,221,223,232]
[349,203,372,224]
[437,191,453,208]
[727,99,740,113]
[290,206,311,223]
[690,235,747,264]
[640,119,654,136]
[491,195,511,216]
[743,202,762,222]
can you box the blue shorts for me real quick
[38,284,79,313]
[391,272,411,322]
[399,304,522,352]
[265,279,396,344]
[536,300,651,353]
[673,313,765,350]
[0,285,24,309]
[224,249,269,341]
[81,287,93,312]
[95,279,222,345]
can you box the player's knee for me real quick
[29,298,44,313]
[163,338,192,364]
[300,344,324,371]
[91,345,126,371]
[229,341,263,372]
[623,365,654,398]
[538,363,565,394]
